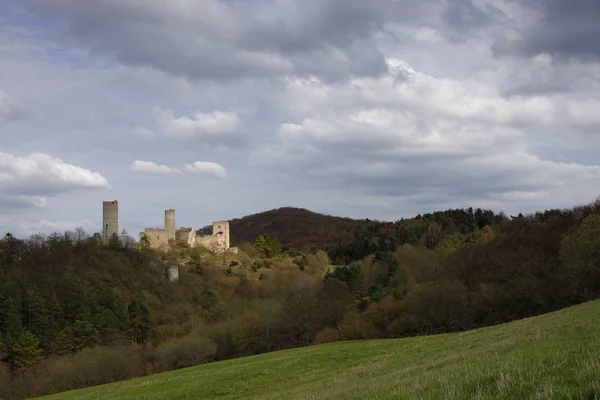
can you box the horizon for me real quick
[2,0,600,238]
[3,196,596,241]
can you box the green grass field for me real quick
[36,300,600,400]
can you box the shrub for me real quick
[40,345,144,396]
[314,328,341,344]
[155,333,217,371]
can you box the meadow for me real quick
[36,299,600,400]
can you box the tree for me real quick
[253,234,282,258]
[0,232,23,267]
[139,233,151,252]
[24,286,51,348]
[559,213,600,303]
[9,330,43,369]
[325,264,364,296]
[120,230,136,249]
[128,298,153,344]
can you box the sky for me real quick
[1,0,600,238]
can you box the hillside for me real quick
[223,207,379,250]
[36,299,600,399]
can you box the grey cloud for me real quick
[499,54,600,96]
[0,195,47,210]
[0,89,26,120]
[493,0,600,60]
[250,60,600,213]
[2,1,600,237]
[441,0,509,41]
[28,0,503,82]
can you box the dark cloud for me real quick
[493,0,600,60]
[28,0,504,82]
[1,0,600,237]
[441,0,509,40]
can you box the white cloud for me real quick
[184,161,228,179]
[0,88,25,119]
[18,218,95,236]
[0,194,48,209]
[2,0,600,236]
[14,195,48,208]
[134,126,155,139]
[567,99,600,132]
[153,107,239,138]
[130,160,181,174]
[251,59,600,213]
[0,152,111,194]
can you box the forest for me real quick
[1,198,600,399]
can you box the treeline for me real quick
[326,207,508,265]
[1,199,600,398]
[0,229,339,398]
[319,200,600,341]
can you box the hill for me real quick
[36,299,600,399]
[223,207,379,250]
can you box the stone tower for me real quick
[102,200,118,244]
[213,221,230,250]
[165,209,176,240]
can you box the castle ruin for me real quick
[138,208,237,254]
[102,200,119,244]
[101,200,235,254]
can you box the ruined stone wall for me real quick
[212,221,230,249]
[176,228,193,242]
[196,234,227,253]
[102,200,118,244]
[140,228,170,251]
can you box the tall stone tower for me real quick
[102,200,118,244]
[213,221,230,250]
[165,209,176,240]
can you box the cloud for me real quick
[17,218,95,236]
[153,107,239,139]
[2,0,600,237]
[0,89,26,119]
[251,59,600,211]
[492,0,600,61]
[130,160,181,174]
[134,126,155,139]
[0,195,48,210]
[28,0,506,82]
[0,152,111,202]
[499,53,600,96]
[567,99,600,132]
[184,161,228,179]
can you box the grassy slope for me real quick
[36,300,600,400]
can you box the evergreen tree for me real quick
[128,298,153,344]
[54,327,76,355]
[139,233,151,252]
[9,330,43,370]
[25,286,52,348]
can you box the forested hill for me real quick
[220,206,509,264]
[225,207,375,250]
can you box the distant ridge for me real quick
[224,206,383,250]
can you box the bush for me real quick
[40,345,144,396]
[155,333,217,371]
[314,328,341,344]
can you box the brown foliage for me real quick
[314,328,341,344]
[154,333,217,371]
[228,207,369,251]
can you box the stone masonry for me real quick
[102,200,118,244]
[138,207,237,254]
